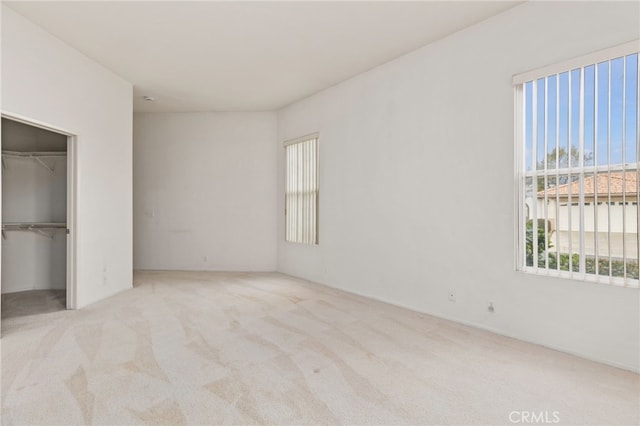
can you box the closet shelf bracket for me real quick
[1,151,67,174]
[1,223,67,240]
[35,157,55,174]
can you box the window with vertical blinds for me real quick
[514,41,639,287]
[285,134,319,245]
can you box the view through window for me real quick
[516,46,639,285]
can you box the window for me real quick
[285,134,319,244]
[514,41,639,286]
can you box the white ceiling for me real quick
[6,1,521,112]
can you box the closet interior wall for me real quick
[1,118,67,294]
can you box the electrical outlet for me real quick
[202,256,208,263]
[488,301,495,313]
[103,266,108,285]
[448,291,456,302]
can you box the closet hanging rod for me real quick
[1,223,67,240]
[2,222,67,229]
[2,151,66,173]
[1,150,67,157]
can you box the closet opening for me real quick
[1,115,77,333]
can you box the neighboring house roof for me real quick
[537,172,638,198]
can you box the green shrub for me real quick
[546,253,638,279]
[526,219,552,267]
[525,219,637,279]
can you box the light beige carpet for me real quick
[1,271,638,425]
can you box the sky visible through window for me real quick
[524,53,638,171]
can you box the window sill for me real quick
[517,266,639,288]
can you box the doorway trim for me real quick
[1,111,78,309]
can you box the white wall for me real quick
[1,5,133,307]
[2,120,67,293]
[133,113,277,271]
[277,1,640,371]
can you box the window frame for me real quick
[514,40,640,288]
[284,133,319,245]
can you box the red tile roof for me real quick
[537,172,638,198]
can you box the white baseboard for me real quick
[280,272,640,374]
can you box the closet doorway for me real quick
[1,115,77,329]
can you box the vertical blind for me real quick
[285,135,319,245]
[516,45,639,286]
